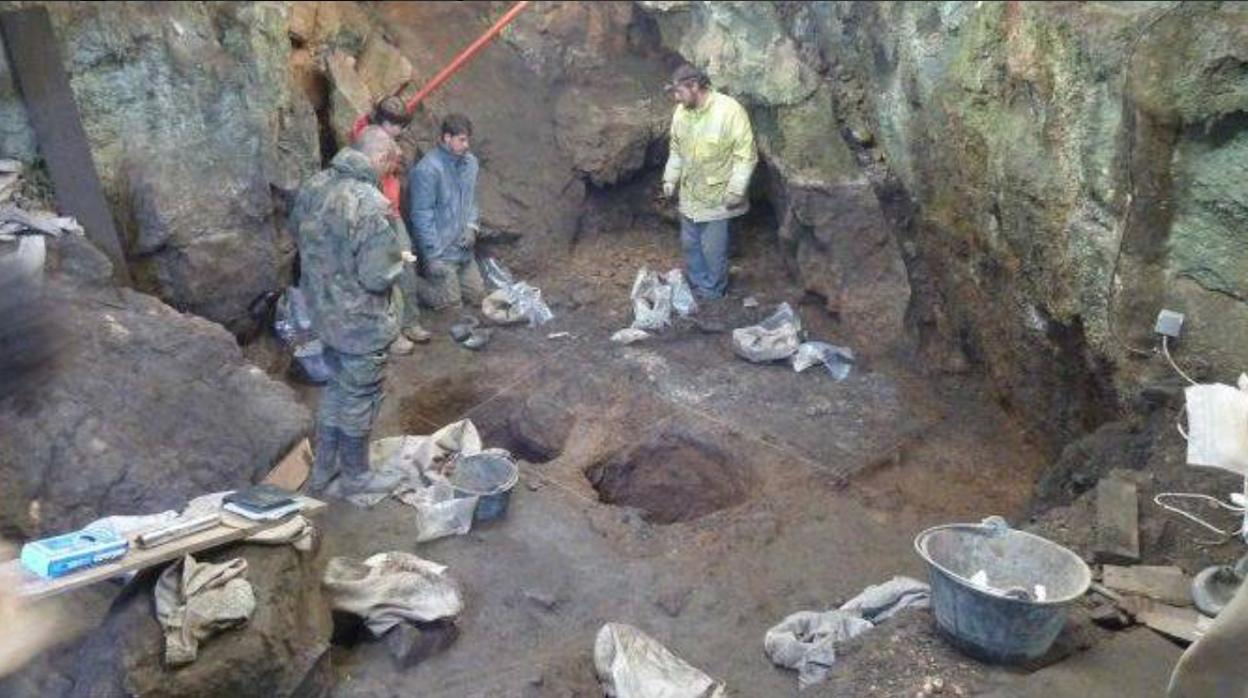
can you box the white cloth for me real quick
[764,576,929,689]
[154,553,255,666]
[594,623,725,698]
[322,551,463,637]
[348,420,484,542]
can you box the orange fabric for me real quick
[351,112,401,216]
[350,113,370,143]
[381,174,401,217]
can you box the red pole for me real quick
[404,0,532,114]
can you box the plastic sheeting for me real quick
[482,257,554,327]
[791,342,855,381]
[764,576,930,689]
[732,303,802,363]
[323,552,463,637]
[628,267,698,332]
[342,420,488,542]
[594,623,726,698]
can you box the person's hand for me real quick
[463,224,479,249]
[661,181,676,200]
[724,192,746,210]
[401,251,417,264]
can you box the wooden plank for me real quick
[1095,477,1139,564]
[1121,596,1213,645]
[1103,565,1192,606]
[0,496,325,601]
[263,438,312,490]
[0,8,129,283]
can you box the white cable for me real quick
[1154,492,1245,538]
[1176,404,1189,441]
[1162,335,1199,386]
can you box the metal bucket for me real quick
[451,450,519,523]
[914,519,1092,664]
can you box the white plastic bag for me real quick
[481,257,554,327]
[631,268,675,331]
[791,342,855,380]
[1185,383,1248,475]
[732,303,802,363]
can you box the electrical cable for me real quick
[1162,335,1199,386]
[1154,492,1245,539]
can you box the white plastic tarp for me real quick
[594,623,726,698]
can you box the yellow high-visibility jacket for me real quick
[663,90,758,223]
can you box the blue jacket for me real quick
[406,144,479,263]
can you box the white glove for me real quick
[400,250,417,264]
[661,181,676,199]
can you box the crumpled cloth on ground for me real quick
[764,576,930,689]
[155,553,255,666]
[340,420,483,542]
[732,303,802,363]
[594,623,725,698]
[323,552,463,637]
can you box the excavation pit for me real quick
[586,429,755,525]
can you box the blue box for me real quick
[20,527,129,579]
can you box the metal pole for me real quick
[404,0,532,114]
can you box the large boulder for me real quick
[0,235,310,536]
[65,543,333,698]
[0,3,320,334]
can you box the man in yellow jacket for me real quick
[661,64,757,299]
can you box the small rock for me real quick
[526,479,542,492]
[522,589,559,612]
[385,621,459,669]
[742,296,759,308]
[655,585,694,617]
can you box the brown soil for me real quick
[586,429,754,525]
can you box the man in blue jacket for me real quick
[406,114,486,310]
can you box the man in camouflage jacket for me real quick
[292,127,408,494]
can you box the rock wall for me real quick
[0,231,310,536]
[638,1,1248,452]
[0,1,319,334]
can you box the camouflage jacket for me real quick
[292,148,410,355]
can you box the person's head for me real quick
[440,114,473,157]
[354,125,399,178]
[665,64,710,109]
[372,96,411,138]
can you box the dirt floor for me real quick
[300,210,1148,697]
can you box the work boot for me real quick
[403,325,432,344]
[390,335,415,356]
[308,426,342,492]
[336,433,401,497]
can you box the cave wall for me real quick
[0,1,320,334]
[639,1,1248,452]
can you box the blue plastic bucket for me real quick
[451,450,519,522]
[914,520,1092,664]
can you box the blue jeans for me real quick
[680,216,730,298]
